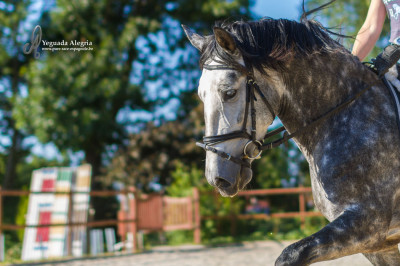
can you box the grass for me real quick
[144,216,328,248]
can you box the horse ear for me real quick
[182,25,206,52]
[213,27,237,54]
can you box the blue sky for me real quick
[252,0,302,20]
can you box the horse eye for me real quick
[223,89,237,101]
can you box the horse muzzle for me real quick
[205,152,253,197]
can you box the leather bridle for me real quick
[196,63,276,168]
[196,62,380,169]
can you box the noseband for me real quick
[196,63,276,168]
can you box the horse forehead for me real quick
[198,70,223,98]
[198,69,239,97]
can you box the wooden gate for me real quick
[163,196,193,231]
[117,188,200,250]
[137,194,164,230]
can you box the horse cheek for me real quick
[237,112,244,124]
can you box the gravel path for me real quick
[22,241,371,266]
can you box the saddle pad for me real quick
[384,68,400,135]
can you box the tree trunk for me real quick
[85,147,118,221]
[3,124,21,189]
[84,148,103,189]
[3,46,23,189]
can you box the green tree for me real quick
[251,142,291,189]
[103,102,204,190]
[14,0,253,190]
[305,0,390,59]
[0,0,37,189]
[166,161,209,197]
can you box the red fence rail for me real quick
[201,186,323,230]
[0,186,201,259]
[0,186,321,261]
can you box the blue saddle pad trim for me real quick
[382,77,400,135]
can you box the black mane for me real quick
[200,6,348,74]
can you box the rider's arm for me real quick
[352,0,387,61]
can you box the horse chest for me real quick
[309,166,344,221]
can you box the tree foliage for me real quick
[0,0,35,189]
[305,0,390,59]
[103,101,205,190]
[14,0,252,186]
[251,139,309,189]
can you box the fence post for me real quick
[66,189,73,256]
[117,189,128,251]
[230,197,237,236]
[0,233,3,262]
[0,186,2,237]
[214,192,221,235]
[128,187,138,251]
[299,186,306,230]
[0,186,3,262]
[192,188,201,244]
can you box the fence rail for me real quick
[201,186,323,230]
[1,219,137,230]
[0,186,322,262]
[0,187,137,235]
[0,187,321,233]
[0,186,201,262]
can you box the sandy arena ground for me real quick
[23,240,371,266]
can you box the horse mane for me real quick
[199,1,349,74]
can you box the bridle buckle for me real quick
[244,140,263,160]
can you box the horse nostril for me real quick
[215,177,232,189]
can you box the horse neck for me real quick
[274,52,379,150]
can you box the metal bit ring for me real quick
[244,140,263,159]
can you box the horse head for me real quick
[182,25,278,196]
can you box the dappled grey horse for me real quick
[183,6,400,266]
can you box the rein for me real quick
[261,77,380,150]
[196,63,380,168]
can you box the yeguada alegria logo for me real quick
[23,25,42,59]
[23,25,94,59]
